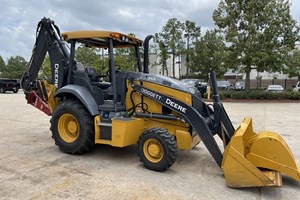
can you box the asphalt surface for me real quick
[0,91,299,200]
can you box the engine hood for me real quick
[126,72,191,93]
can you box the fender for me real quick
[55,85,99,116]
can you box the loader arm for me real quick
[131,71,237,168]
[132,83,225,167]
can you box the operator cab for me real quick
[61,31,145,112]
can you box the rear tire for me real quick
[138,128,178,171]
[13,89,18,93]
[50,99,95,154]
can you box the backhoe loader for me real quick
[21,18,300,188]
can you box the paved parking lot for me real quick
[0,91,299,199]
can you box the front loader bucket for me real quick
[222,118,300,188]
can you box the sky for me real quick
[0,0,299,62]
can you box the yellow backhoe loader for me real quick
[21,18,299,188]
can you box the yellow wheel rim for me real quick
[58,113,79,143]
[143,138,164,163]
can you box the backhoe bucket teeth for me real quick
[222,118,300,188]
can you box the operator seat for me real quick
[85,67,100,82]
[83,67,106,105]
[85,67,111,90]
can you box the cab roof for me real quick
[61,30,143,48]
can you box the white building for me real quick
[149,53,187,78]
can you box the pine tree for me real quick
[158,18,184,78]
[183,20,201,76]
[0,55,6,78]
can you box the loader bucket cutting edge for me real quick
[222,118,300,188]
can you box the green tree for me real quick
[39,54,51,80]
[183,20,201,76]
[114,48,137,71]
[213,0,300,90]
[158,18,184,78]
[75,45,107,74]
[2,56,27,79]
[114,33,139,72]
[190,30,227,80]
[0,55,6,77]
[76,43,139,74]
[285,49,300,79]
[152,34,169,76]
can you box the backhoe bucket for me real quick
[222,118,300,188]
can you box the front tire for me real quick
[138,128,178,171]
[50,99,95,154]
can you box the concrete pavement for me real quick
[0,91,299,199]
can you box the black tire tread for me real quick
[50,99,95,155]
[138,127,178,171]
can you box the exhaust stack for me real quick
[143,35,153,74]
